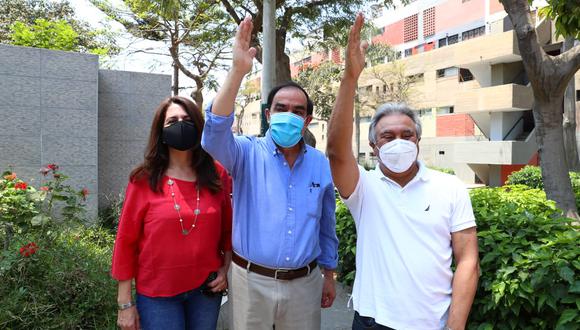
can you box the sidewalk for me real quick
[217,282,354,329]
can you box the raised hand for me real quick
[232,16,257,75]
[344,13,368,81]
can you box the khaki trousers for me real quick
[229,261,323,330]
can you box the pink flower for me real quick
[40,186,50,191]
[39,167,50,176]
[47,164,59,171]
[3,173,16,181]
[14,182,27,190]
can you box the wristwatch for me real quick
[118,301,135,310]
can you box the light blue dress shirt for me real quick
[201,105,338,270]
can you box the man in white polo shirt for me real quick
[327,14,480,330]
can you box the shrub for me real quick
[0,225,117,329]
[506,165,580,210]
[335,197,356,286]
[469,185,579,329]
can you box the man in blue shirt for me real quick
[201,16,339,329]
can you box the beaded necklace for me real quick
[167,178,200,235]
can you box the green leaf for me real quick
[556,309,578,327]
[558,266,575,284]
[30,214,50,226]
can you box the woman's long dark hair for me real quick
[130,96,221,194]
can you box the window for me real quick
[251,113,257,119]
[459,68,474,82]
[418,109,433,117]
[436,106,454,115]
[577,90,580,100]
[447,34,458,45]
[404,48,413,57]
[439,38,447,48]
[437,67,459,78]
[461,26,485,41]
[376,86,380,95]
[383,84,387,93]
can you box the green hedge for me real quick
[0,226,117,329]
[334,185,579,329]
[506,165,580,209]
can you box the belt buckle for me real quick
[274,268,290,280]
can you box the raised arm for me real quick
[202,16,256,172]
[327,14,368,198]
[212,16,256,117]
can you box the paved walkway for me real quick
[217,282,354,329]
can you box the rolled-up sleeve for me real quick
[318,168,339,269]
[201,103,243,175]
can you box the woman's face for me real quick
[164,103,192,127]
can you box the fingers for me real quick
[349,13,364,45]
[208,274,228,292]
[236,16,253,47]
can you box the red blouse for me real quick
[111,163,232,297]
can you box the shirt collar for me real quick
[375,160,430,183]
[265,129,308,156]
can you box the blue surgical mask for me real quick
[269,112,305,148]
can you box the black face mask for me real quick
[162,120,198,151]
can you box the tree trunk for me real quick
[535,101,578,217]
[172,62,179,96]
[563,37,579,171]
[191,77,204,110]
[502,0,579,218]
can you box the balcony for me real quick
[454,130,536,165]
[454,84,533,113]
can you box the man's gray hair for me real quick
[368,103,422,144]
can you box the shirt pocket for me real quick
[305,184,322,219]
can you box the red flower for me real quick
[3,173,16,181]
[19,242,39,257]
[81,188,89,200]
[47,164,59,171]
[14,182,27,190]
[40,186,50,191]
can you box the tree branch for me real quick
[220,0,241,24]
[557,44,580,86]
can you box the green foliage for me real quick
[295,60,343,121]
[11,19,79,51]
[0,0,119,55]
[98,193,124,233]
[506,165,580,209]
[0,225,116,329]
[469,185,579,329]
[335,196,357,286]
[537,0,580,39]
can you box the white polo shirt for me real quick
[343,162,476,330]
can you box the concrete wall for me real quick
[98,70,171,206]
[0,44,171,217]
[0,44,99,217]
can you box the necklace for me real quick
[167,178,200,235]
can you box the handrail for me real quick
[470,114,490,141]
[503,115,524,140]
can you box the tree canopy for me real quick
[0,0,119,56]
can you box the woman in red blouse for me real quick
[112,96,232,330]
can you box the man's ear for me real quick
[265,109,271,123]
[301,115,313,135]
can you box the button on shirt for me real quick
[201,105,338,270]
